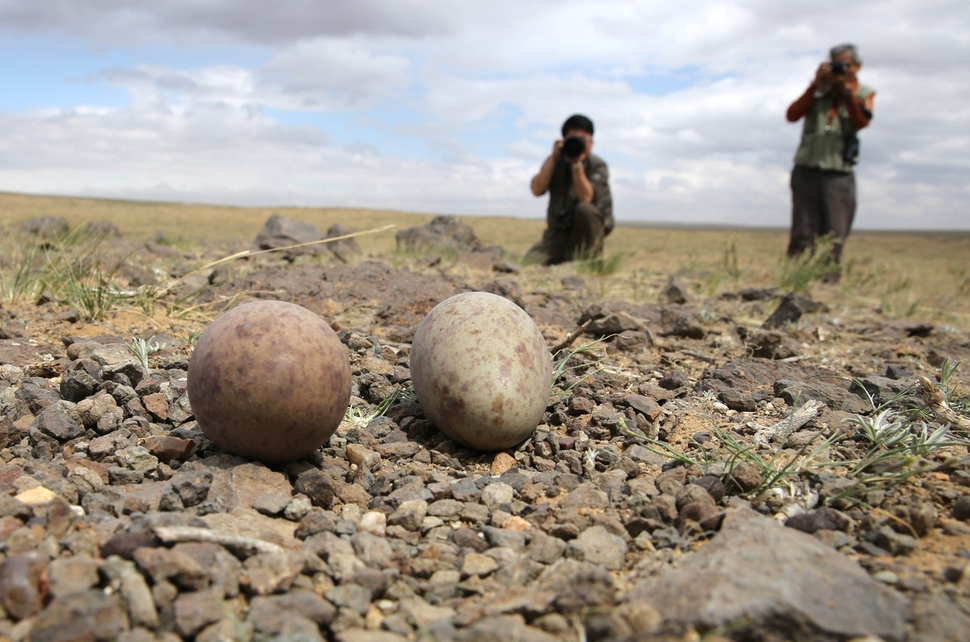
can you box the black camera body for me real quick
[842,134,860,165]
[561,135,586,160]
[831,61,847,76]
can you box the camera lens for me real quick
[831,61,846,76]
[562,135,586,159]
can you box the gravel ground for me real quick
[0,219,969,642]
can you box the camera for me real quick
[831,61,847,76]
[561,135,586,160]
[842,134,860,165]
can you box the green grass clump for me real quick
[776,235,841,292]
[572,249,625,277]
[126,336,166,374]
[0,227,128,319]
[550,339,607,399]
[0,238,44,305]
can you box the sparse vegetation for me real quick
[0,193,968,639]
[571,248,625,277]
[126,335,166,374]
[551,339,607,399]
[775,234,841,292]
[620,360,970,510]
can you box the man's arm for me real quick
[786,84,816,122]
[572,163,594,203]
[787,63,828,122]
[531,140,563,196]
[836,85,874,130]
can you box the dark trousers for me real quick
[788,166,856,262]
[528,202,605,265]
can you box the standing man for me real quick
[527,114,613,265]
[786,44,875,267]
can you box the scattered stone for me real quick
[389,500,428,531]
[567,526,627,570]
[22,216,69,238]
[661,307,705,339]
[48,555,100,598]
[762,292,803,330]
[726,461,763,493]
[29,400,83,442]
[461,552,499,577]
[587,312,645,337]
[395,215,481,253]
[0,553,49,619]
[295,470,337,509]
[481,482,514,509]
[255,214,325,255]
[253,490,292,516]
[30,590,130,641]
[240,552,306,595]
[747,329,799,360]
[491,452,517,475]
[174,588,223,637]
[661,277,689,304]
[102,556,159,628]
[785,507,852,534]
[358,511,387,536]
[559,484,609,509]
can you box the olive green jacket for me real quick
[546,153,613,234]
[793,83,875,173]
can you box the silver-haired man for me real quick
[785,43,875,269]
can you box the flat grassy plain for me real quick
[2,191,968,328]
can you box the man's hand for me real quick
[814,62,831,87]
[552,139,564,160]
[532,141,563,197]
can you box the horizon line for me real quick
[1,190,967,236]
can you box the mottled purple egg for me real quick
[410,292,552,451]
[187,300,351,463]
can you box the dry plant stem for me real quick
[682,349,719,364]
[153,526,284,556]
[750,399,825,449]
[549,318,594,354]
[159,224,397,296]
[917,376,970,431]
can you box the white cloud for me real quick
[0,0,967,229]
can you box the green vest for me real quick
[546,153,613,233]
[793,83,874,173]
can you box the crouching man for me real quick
[526,114,613,265]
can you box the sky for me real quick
[0,1,967,230]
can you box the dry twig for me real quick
[749,399,825,449]
[916,376,970,431]
[153,526,284,556]
[549,318,594,354]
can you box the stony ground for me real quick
[1,219,970,642]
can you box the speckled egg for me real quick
[187,300,351,463]
[410,292,552,451]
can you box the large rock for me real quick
[624,508,909,640]
[697,358,869,413]
[254,214,325,255]
[395,215,481,254]
[660,306,705,339]
[761,292,804,330]
[22,216,69,238]
[325,223,362,260]
[29,590,130,641]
